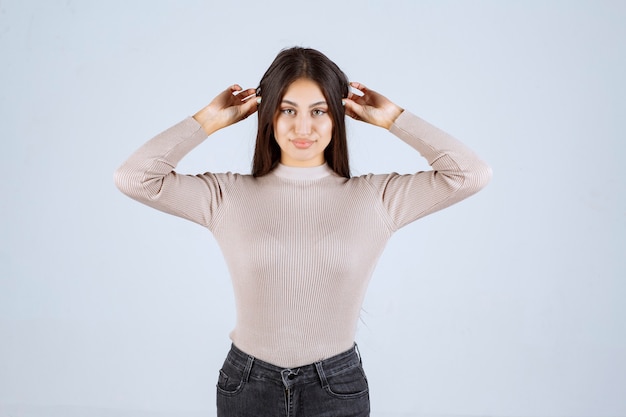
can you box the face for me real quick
[273,78,333,167]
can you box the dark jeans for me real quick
[216,344,370,417]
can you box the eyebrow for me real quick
[281,99,328,108]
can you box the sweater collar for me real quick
[272,163,334,180]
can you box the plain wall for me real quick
[1,1,625,416]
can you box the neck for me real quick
[272,163,334,180]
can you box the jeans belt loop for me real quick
[314,361,329,389]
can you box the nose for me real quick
[295,114,312,136]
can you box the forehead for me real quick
[282,78,325,102]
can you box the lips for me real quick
[291,139,315,149]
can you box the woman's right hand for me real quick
[193,84,259,135]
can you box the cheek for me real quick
[272,119,286,142]
[321,119,334,139]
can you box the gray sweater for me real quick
[115,111,492,367]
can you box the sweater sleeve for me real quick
[114,117,227,228]
[366,111,492,230]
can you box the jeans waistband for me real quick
[225,344,362,389]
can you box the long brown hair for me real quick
[252,47,350,178]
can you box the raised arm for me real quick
[345,82,492,229]
[114,85,258,226]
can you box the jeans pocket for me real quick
[216,359,246,396]
[324,364,369,399]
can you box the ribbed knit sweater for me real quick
[115,111,492,368]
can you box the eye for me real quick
[312,109,327,117]
[281,108,296,116]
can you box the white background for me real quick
[1,1,625,416]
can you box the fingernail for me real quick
[256,97,262,104]
[341,99,345,106]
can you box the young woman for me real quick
[115,47,492,417]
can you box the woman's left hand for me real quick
[343,82,404,129]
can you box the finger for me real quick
[215,85,242,103]
[237,88,258,102]
[242,87,258,96]
[347,91,367,106]
[342,97,353,110]
[342,98,362,121]
[349,81,368,95]
[239,97,259,119]
[347,111,361,122]
[350,82,382,106]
